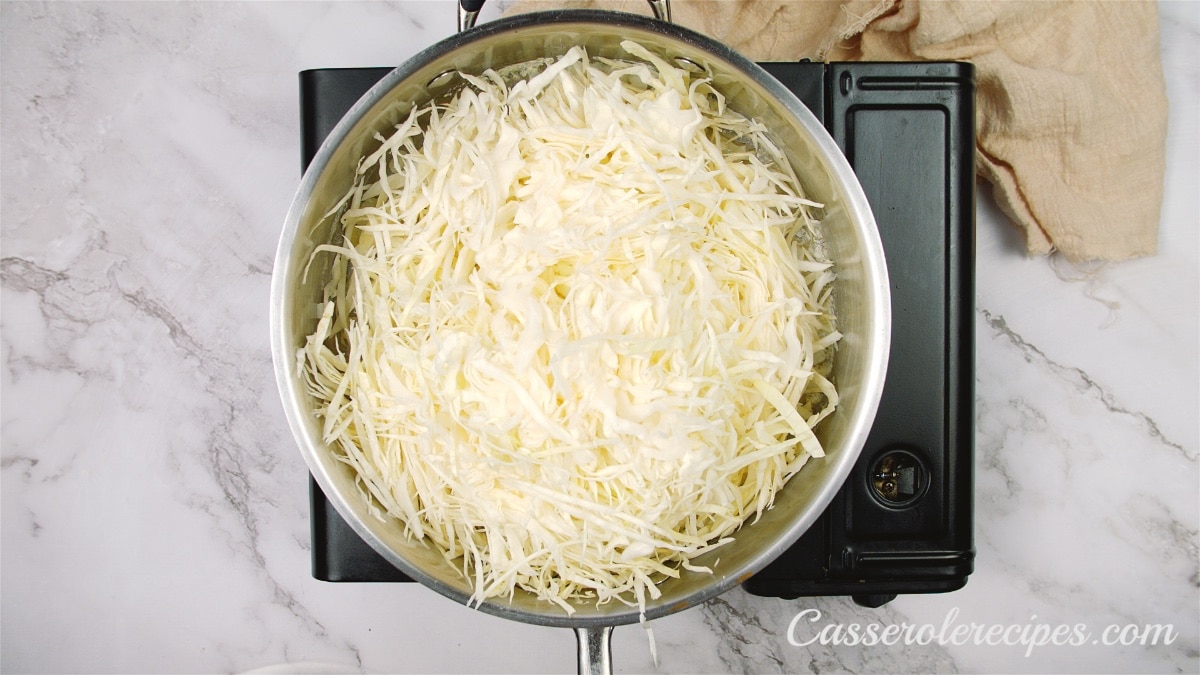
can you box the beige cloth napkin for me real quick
[503,0,1168,261]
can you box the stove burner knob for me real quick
[869,449,927,507]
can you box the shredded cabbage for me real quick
[300,42,840,614]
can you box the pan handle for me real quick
[457,0,485,32]
[646,0,671,22]
[458,0,673,32]
[574,625,614,675]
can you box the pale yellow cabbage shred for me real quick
[300,42,840,614]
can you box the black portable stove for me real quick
[300,60,976,608]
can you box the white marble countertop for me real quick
[2,1,1196,673]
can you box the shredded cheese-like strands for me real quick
[300,42,840,613]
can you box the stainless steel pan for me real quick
[271,2,890,672]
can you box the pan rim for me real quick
[271,7,890,629]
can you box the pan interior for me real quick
[274,10,888,628]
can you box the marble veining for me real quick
[2,1,1197,673]
[979,308,1190,459]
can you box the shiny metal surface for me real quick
[575,626,613,675]
[457,6,481,32]
[458,0,672,32]
[272,2,889,638]
[647,0,671,22]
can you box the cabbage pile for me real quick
[301,42,840,613]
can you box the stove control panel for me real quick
[742,62,976,606]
